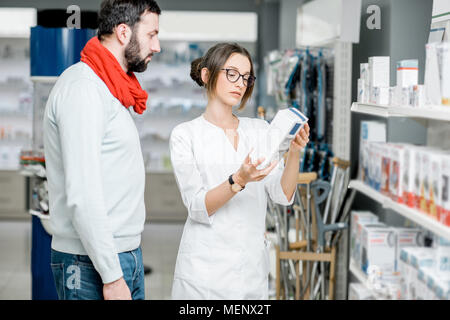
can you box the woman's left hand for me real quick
[289,123,310,153]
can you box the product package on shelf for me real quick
[356,222,386,269]
[359,121,386,184]
[396,59,418,88]
[440,42,450,106]
[389,144,407,202]
[399,247,435,300]
[369,142,384,191]
[440,155,450,226]
[348,283,374,300]
[380,144,392,196]
[361,224,396,279]
[369,56,390,88]
[435,236,450,280]
[391,227,423,273]
[351,211,379,263]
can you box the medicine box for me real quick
[435,236,450,280]
[369,142,384,191]
[389,144,406,202]
[391,227,423,272]
[419,150,432,214]
[369,56,390,88]
[348,283,374,300]
[251,107,308,169]
[359,121,386,184]
[440,155,450,227]
[351,211,379,263]
[429,152,446,220]
[361,225,396,277]
[396,59,419,88]
[409,248,435,300]
[380,144,391,196]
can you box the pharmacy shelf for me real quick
[349,180,450,240]
[351,102,450,122]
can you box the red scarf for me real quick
[80,37,148,114]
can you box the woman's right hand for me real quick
[233,150,279,187]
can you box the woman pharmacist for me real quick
[169,42,310,299]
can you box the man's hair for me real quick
[97,0,161,40]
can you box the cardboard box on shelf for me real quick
[359,121,386,184]
[380,143,391,196]
[391,227,423,273]
[396,59,419,88]
[371,142,385,191]
[409,247,435,300]
[351,211,379,263]
[429,152,447,220]
[361,225,396,278]
[348,282,374,300]
[369,56,390,88]
[440,155,450,227]
[435,236,450,280]
[390,144,407,203]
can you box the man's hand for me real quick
[103,277,132,300]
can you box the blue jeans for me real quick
[50,247,145,300]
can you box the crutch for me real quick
[310,180,348,299]
[293,172,317,299]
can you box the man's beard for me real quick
[125,32,151,73]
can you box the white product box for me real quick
[419,150,432,214]
[440,42,450,106]
[412,85,426,107]
[416,266,435,300]
[396,59,419,88]
[395,85,412,106]
[409,248,435,300]
[391,227,423,273]
[357,78,367,103]
[361,225,396,277]
[373,86,390,105]
[351,211,379,263]
[348,282,374,300]
[389,87,396,106]
[251,107,308,169]
[426,270,440,300]
[401,146,420,208]
[359,121,386,184]
[429,152,446,220]
[360,63,369,84]
[389,144,406,202]
[434,277,450,300]
[356,222,386,269]
[380,144,392,196]
[435,237,450,280]
[370,142,384,191]
[369,56,390,88]
[440,154,450,227]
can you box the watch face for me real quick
[232,183,241,192]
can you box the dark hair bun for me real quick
[190,57,204,87]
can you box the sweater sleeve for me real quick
[54,79,123,284]
[169,125,214,225]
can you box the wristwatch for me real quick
[229,174,245,193]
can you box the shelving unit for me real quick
[348,180,450,241]
[351,102,450,121]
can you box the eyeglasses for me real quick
[221,68,256,87]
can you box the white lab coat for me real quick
[169,115,295,300]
